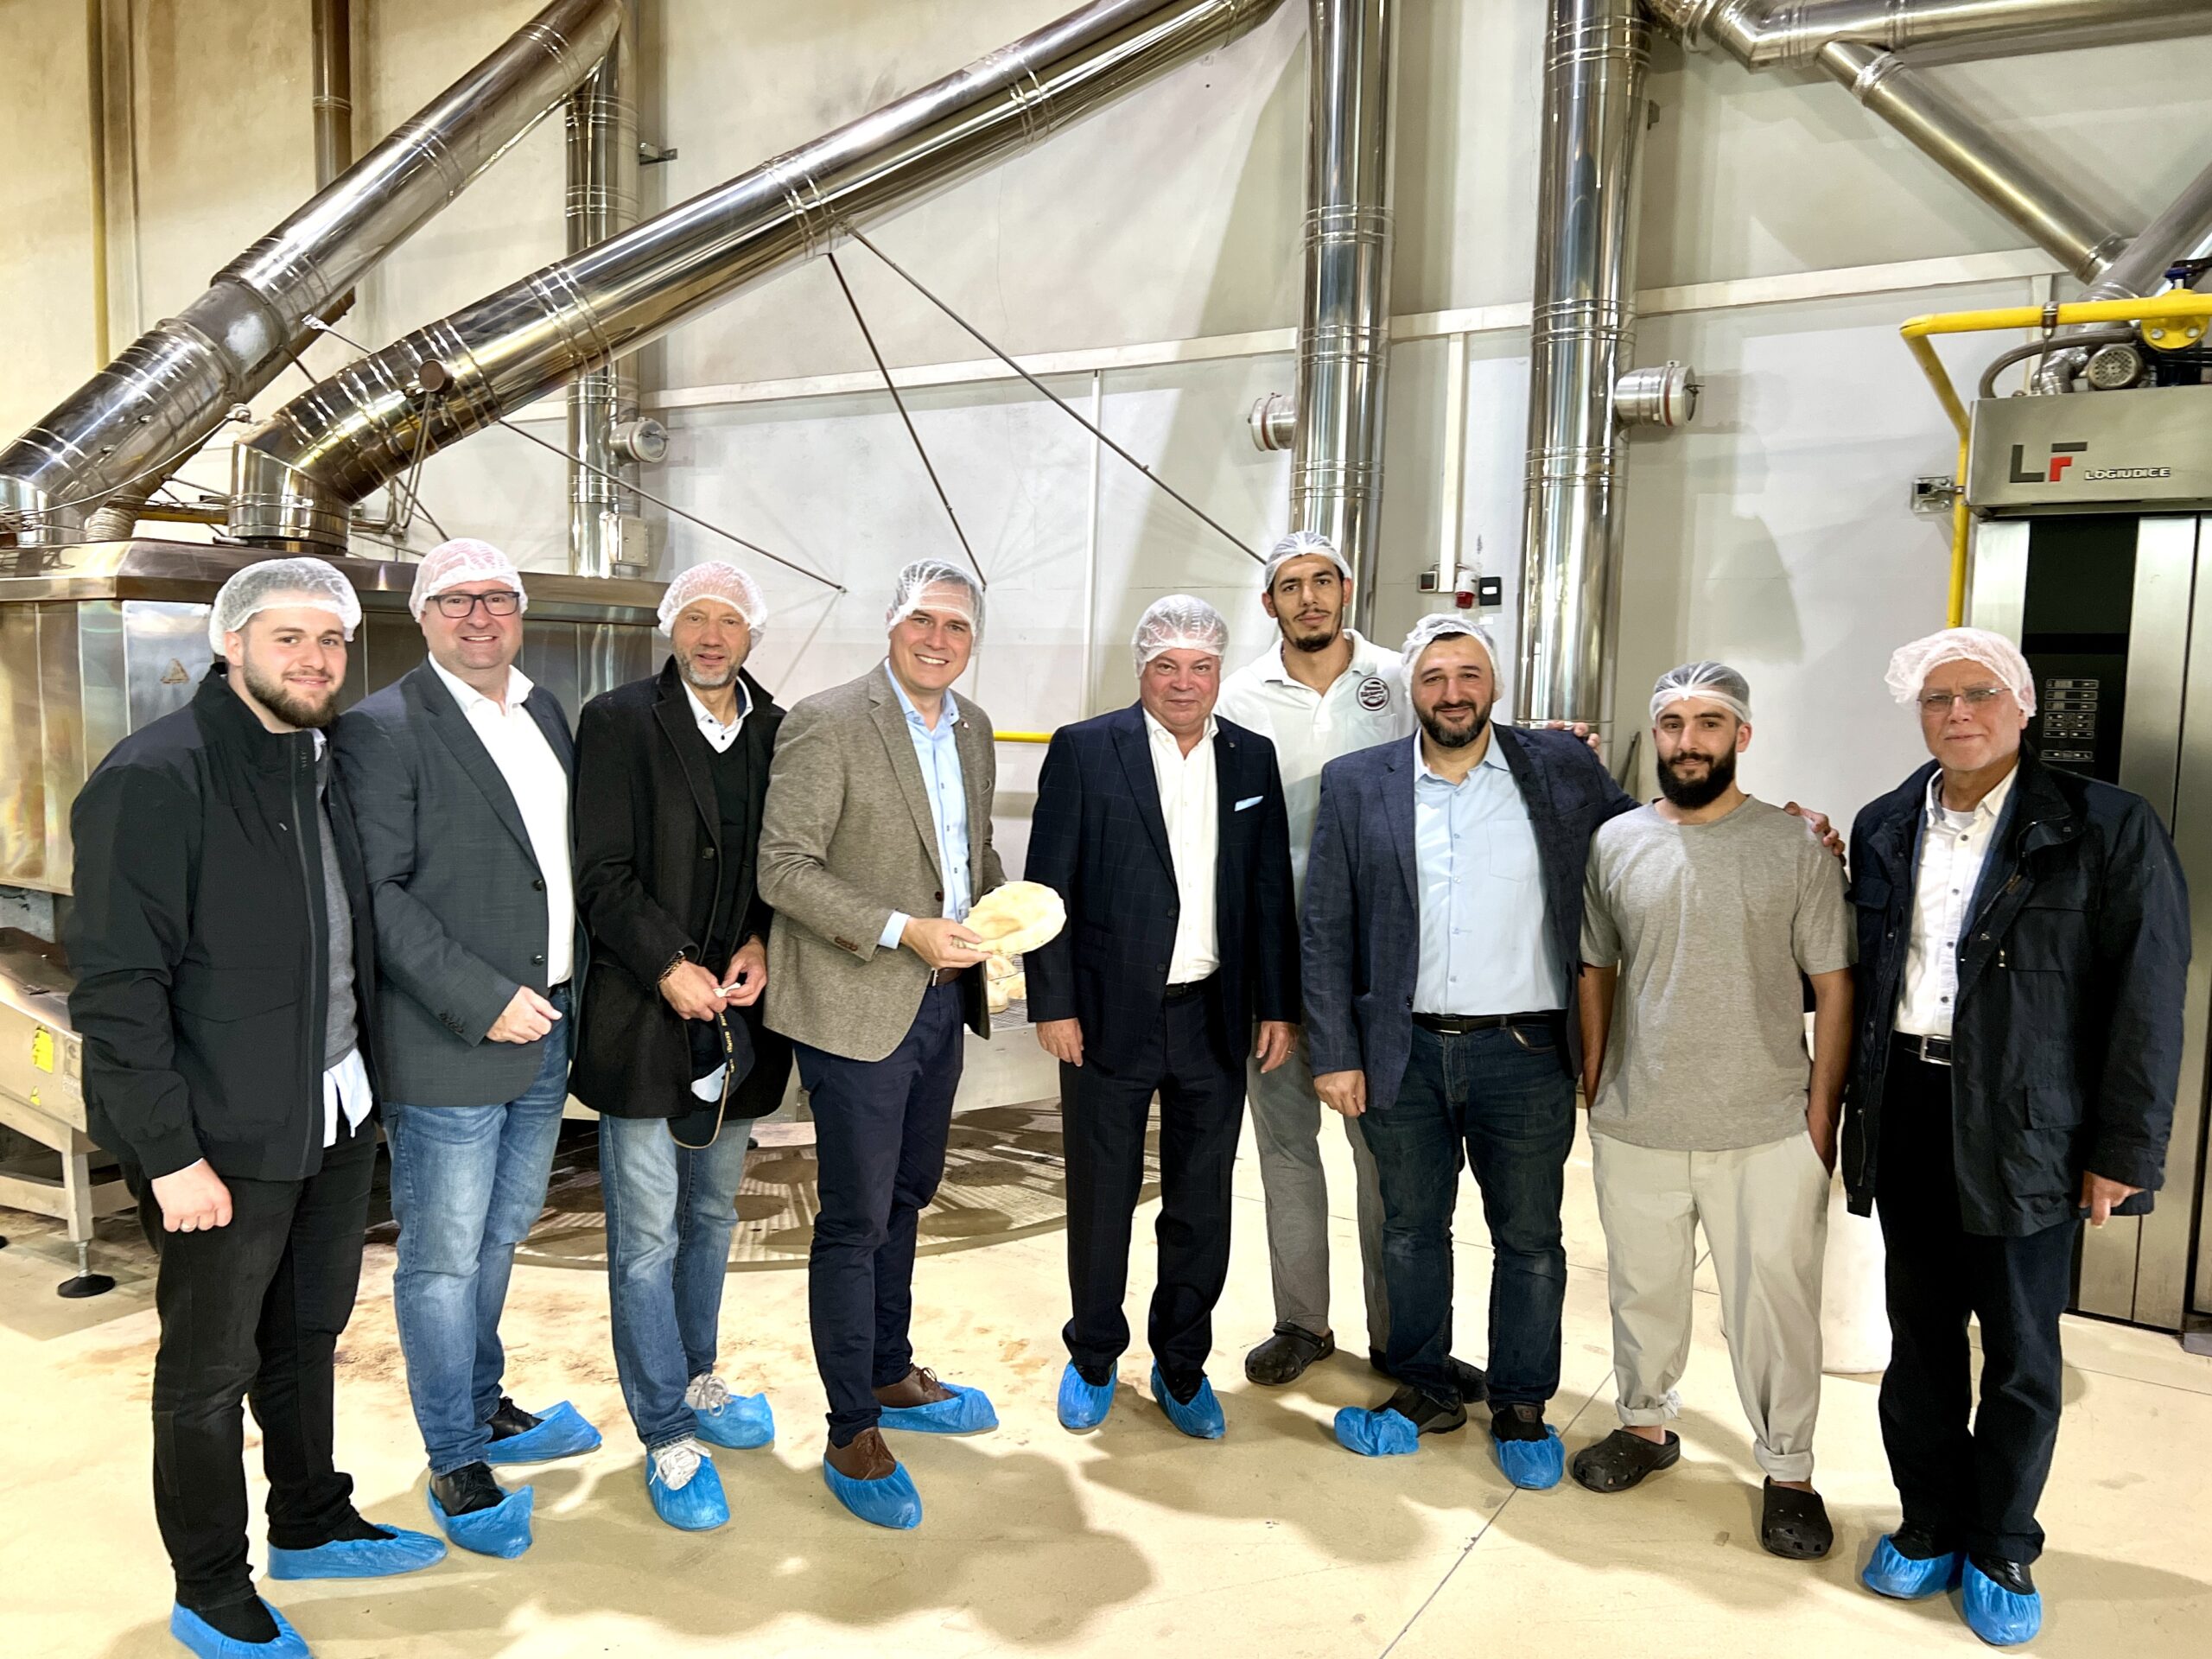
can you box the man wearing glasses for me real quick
[334,538,599,1560]
[1846,626,2187,1646]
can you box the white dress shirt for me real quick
[1144,709,1221,985]
[1216,629,1412,904]
[683,677,751,753]
[1411,734,1562,1016]
[1896,762,2018,1039]
[429,658,575,985]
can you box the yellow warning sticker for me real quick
[31,1027,54,1073]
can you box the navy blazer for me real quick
[1023,702,1298,1077]
[1300,724,1634,1110]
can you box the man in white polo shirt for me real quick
[1218,531,1455,1389]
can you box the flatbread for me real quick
[965,880,1065,958]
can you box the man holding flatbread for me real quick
[1024,595,1300,1439]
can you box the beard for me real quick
[1657,745,1737,809]
[1417,699,1491,751]
[243,661,338,729]
[1284,614,1343,655]
[677,647,740,690]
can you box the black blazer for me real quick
[1843,749,2190,1236]
[332,659,586,1107]
[571,658,793,1122]
[1023,702,1297,1077]
[66,666,381,1183]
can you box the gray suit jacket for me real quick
[332,661,588,1106]
[759,662,1005,1062]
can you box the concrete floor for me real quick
[3,1111,2209,1659]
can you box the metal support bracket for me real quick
[1911,474,1961,516]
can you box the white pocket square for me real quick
[1235,795,1262,811]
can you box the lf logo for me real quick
[2011,441,2088,484]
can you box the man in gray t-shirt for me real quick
[1568,663,1854,1567]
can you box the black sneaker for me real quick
[1968,1554,2035,1595]
[1370,1348,1489,1405]
[430,1461,508,1517]
[1890,1521,1961,1560]
[1377,1383,1466,1434]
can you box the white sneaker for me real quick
[684,1373,734,1413]
[651,1435,708,1491]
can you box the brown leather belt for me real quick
[928,965,966,987]
[1412,1010,1560,1036]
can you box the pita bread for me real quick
[965,880,1065,958]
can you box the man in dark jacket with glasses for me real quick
[1847,626,2188,1648]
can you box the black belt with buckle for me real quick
[1413,1010,1560,1036]
[1892,1032,1954,1066]
[1165,976,1216,1002]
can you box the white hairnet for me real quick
[1400,613,1499,677]
[658,559,766,638]
[207,557,361,651]
[1651,660,1752,727]
[1885,626,2037,719]
[1262,529,1351,590]
[885,558,983,634]
[1131,594,1230,672]
[409,537,529,622]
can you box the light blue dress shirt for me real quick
[877,667,973,950]
[1412,734,1564,1016]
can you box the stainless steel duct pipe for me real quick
[313,0,356,188]
[1653,0,2209,67]
[227,0,1287,550]
[1817,41,2126,283]
[1516,0,1650,728]
[564,3,644,578]
[1289,0,1396,634]
[0,0,621,550]
[2035,155,2212,391]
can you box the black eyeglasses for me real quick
[429,590,522,619]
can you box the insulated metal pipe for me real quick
[227,0,1287,550]
[1818,41,2126,283]
[564,3,641,577]
[0,0,621,547]
[1652,0,2208,67]
[1290,0,1396,635]
[1516,0,1649,728]
[2035,153,2212,391]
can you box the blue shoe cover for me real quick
[1963,1562,2043,1647]
[425,1483,535,1559]
[1056,1363,1116,1431]
[480,1400,601,1465]
[1861,1535,1966,1600]
[876,1382,998,1435]
[1493,1424,1565,1489]
[266,1525,446,1580]
[1151,1364,1225,1440]
[647,1455,729,1532]
[168,1603,310,1659]
[1334,1406,1421,1457]
[694,1390,775,1451]
[822,1455,923,1529]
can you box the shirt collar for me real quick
[682,676,752,733]
[1251,626,1389,689]
[887,662,958,733]
[1925,758,2018,827]
[1142,707,1217,750]
[1414,730,1506,785]
[430,655,534,715]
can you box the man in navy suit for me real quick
[1025,595,1299,1440]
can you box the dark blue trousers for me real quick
[1357,1021,1577,1410]
[796,982,965,1445]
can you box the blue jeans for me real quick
[385,990,572,1476]
[796,982,964,1445]
[599,1113,753,1450]
[1357,1021,1576,1410]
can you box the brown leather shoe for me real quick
[823,1427,898,1482]
[872,1365,957,1409]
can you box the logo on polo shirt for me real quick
[1357,676,1391,712]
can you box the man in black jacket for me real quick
[67,559,444,1659]
[1847,626,2188,1648]
[1025,595,1299,1440]
[572,559,793,1533]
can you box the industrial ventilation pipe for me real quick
[1653,0,2210,67]
[227,0,1287,550]
[1516,0,1652,728]
[0,0,622,551]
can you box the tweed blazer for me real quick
[758,661,1006,1062]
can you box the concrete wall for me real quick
[6,0,2212,831]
